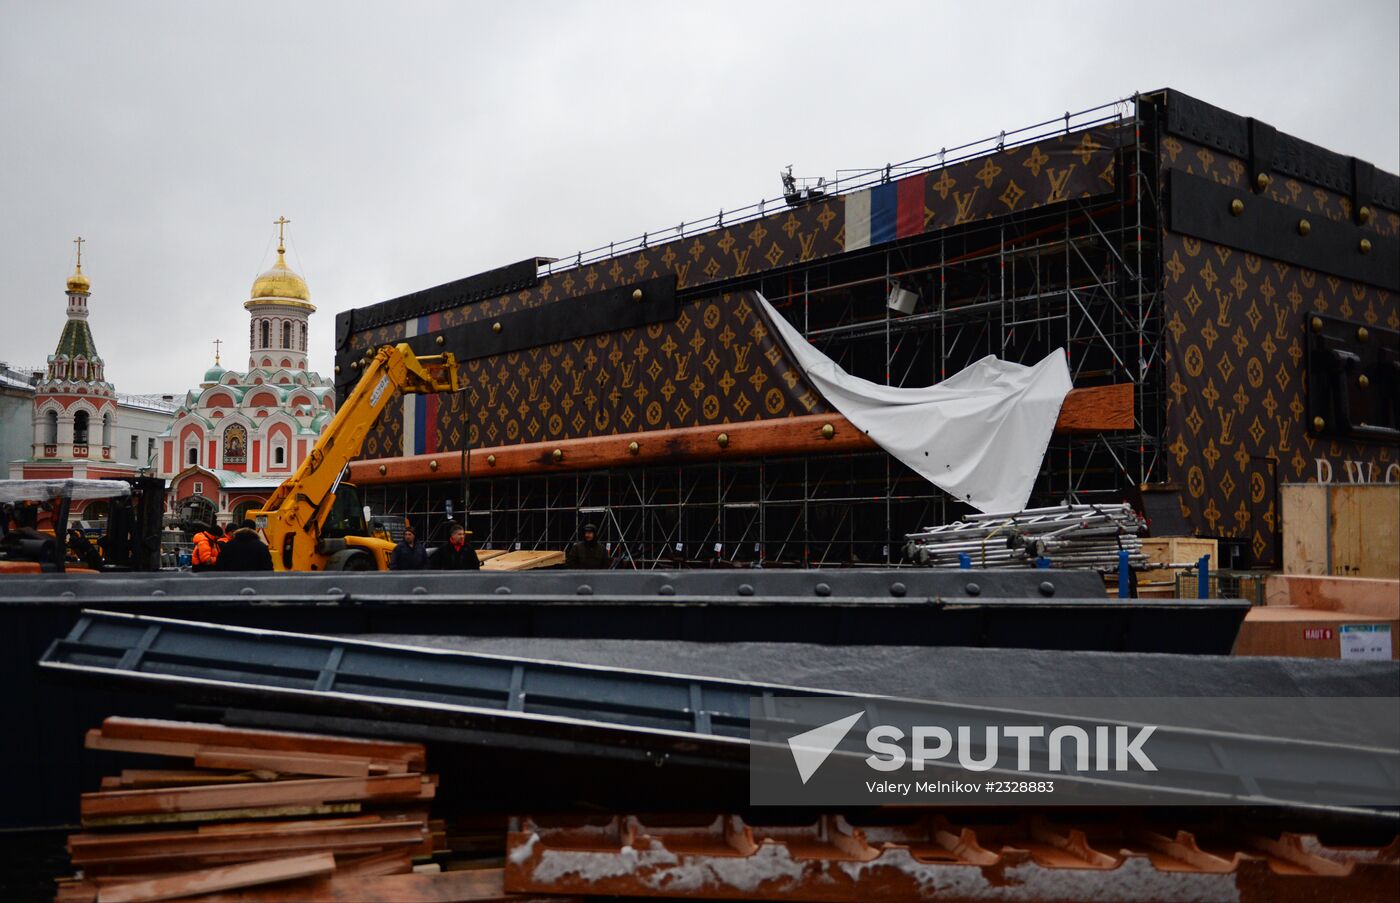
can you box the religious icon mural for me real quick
[222,423,247,465]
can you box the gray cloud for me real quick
[2,0,1396,394]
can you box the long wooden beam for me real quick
[349,384,1132,486]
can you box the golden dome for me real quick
[66,264,90,293]
[246,247,314,312]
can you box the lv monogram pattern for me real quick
[354,126,1125,457]
[1161,138,1398,557]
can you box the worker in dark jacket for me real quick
[190,524,224,571]
[390,524,429,571]
[431,521,480,570]
[564,523,610,569]
[215,520,273,571]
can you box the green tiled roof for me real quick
[54,319,99,360]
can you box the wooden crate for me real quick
[1281,484,1400,578]
[1232,607,1398,659]
[1138,537,1219,592]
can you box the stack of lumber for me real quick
[54,718,543,902]
[481,550,565,571]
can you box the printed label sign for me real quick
[1340,624,1393,661]
[1303,628,1334,641]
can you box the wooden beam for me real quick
[72,824,425,875]
[144,868,544,903]
[82,804,362,829]
[98,718,425,771]
[193,750,371,779]
[95,852,335,903]
[81,774,425,820]
[349,383,1134,486]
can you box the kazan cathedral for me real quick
[157,222,336,525]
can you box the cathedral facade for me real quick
[157,222,336,525]
[7,247,175,512]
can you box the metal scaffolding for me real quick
[364,97,1167,568]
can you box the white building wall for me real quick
[116,402,176,469]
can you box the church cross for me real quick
[73,236,85,267]
[274,216,290,251]
[213,338,223,366]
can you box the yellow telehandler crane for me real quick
[252,343,459,571]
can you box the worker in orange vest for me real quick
[191,524,224,571]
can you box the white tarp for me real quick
[0,479,131,505]
[753,292,1072,514]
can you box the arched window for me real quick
[274,445,286,466]
[282,322,292,348]
[101,412,112,447]
[187,443,198,466]
[299,321,307,351]
[44,410,58,444]
[73,410,89,444]
[260,320,270,348]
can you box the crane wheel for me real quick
[326,549,375,571]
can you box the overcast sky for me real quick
[2,1,1396,394]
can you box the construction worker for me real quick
[190,523,223,572]
[431,521,480,570]
[215,520,273,571]
[564,523,610,569]
[390,523,428,570]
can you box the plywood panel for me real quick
[1330,485,1400,579]
[1281,484,1329,576]
[1282,484,1399,578]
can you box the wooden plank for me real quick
[99,718,425,770]
[349,385,1134,485]
[83,803,362,829]
[82,774,423,819]
[480,550,564,571]
[73,818,414,850]
[1282,483,1329,576]
[166,868,543,902]
[194,750,371,778]
[333,848,414,877]
[87,731,200,759]
[73,824,426,874]
[118,770,268,788]
[92,733,399,776]
[96,852,335,903]
[196,815,384,835]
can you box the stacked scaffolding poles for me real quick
[905,503,1148,571]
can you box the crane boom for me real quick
[254,343,459,571]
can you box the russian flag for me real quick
[402,313,442,454]
[844,172,926,251]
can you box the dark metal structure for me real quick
[332,89,1398,571]
[0,568,1247,650]
[38,610,1400,813]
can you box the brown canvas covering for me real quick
[350,125,1123,459]
[1159,136,1399,562]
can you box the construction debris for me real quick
[906,504,1149,571]
[504,813,1400,902]
[53,717,529,903]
